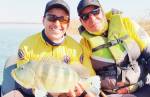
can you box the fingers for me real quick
[78,90,88,97]
[67,89,76,97]
[78,83,97,97]
[67,83,85,97]
[67,83,96,97]
[75,83,85,96]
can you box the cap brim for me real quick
[78,3,100,15]
[46,4,69,14]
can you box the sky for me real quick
[0,0,150,23]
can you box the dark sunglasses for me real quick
[79,8,101,21]
[45,13,70,24]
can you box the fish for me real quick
[11,57,100,96]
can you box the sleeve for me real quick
[17,42,30,67]
[80,38,96,76]
[132,21,150,72]
[132,20,150,45]
[1,64,17,95]
[126,20,150,51]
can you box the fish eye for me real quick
[20,66,24,70]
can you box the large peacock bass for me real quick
[11,57,100,97]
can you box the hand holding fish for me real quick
[67,83,97,97]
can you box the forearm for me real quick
[139,44,150,72]
[1,64,17,95]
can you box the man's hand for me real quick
[2,90,24,97]
[67,83,96,97]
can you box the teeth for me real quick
[52,29,62,33]
[54,29,61,31]
[51,27,61,30]
[50,28,60,30]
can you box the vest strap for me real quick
[92,35,128,52]
[103,74,145,94]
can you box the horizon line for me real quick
[0,21,42,24]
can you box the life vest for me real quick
[79,13,146,93]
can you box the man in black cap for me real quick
[77,0,150,97]
[1,0,96,97]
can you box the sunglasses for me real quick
[79,8,101,21]
[45,13,70,24]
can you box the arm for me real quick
[17,42,31,67]
[80,38,96,76]
[1,39,33,96]
[1,59,17,95]
[132,20,150,72]
[139,44,150,73]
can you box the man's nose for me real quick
[88,14,96,22]
[55,20,61,26]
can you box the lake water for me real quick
[0,23,81,84]
[0,24,43,84]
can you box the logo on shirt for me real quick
[18,49,24,60]
[63,56,70,64]
[80,55,83,64]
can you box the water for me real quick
[0,24,43,84]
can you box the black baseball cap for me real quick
[77,0,100,15]
[44,0,70,16]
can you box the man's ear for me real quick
[78,25,85,34]
[42,16,45,25]
[79,18,83,24]
[67,22,69,28]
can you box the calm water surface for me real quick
[0,24,43,84]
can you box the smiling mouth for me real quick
[50,27,63,31]
[90,23,97,27]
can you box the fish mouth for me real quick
[11,69,33,89]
